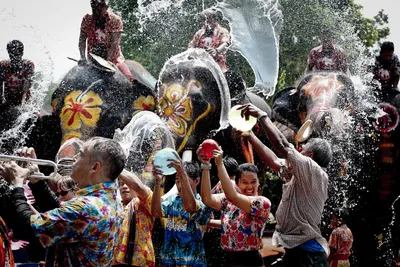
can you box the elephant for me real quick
[272,71,400,266]
[26,57,156,164]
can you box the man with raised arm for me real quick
[238,103,333,267]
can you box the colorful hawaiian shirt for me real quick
[30,182,123,267]
[189,24,231,72]
[0,59,34,106]
[160,194,212,267]
[114,193,155,267]
[220,196,270,252]
[329,224,353,258]
[373,54,400,89]
[81,11,125,64]
[308,45,348,73]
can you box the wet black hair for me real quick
[381,41,395,53]
[91,0,108,7]
[183,161,201,180]
[223,157,239,178]
[332,207,349,223]
[305,138,333,168]
[235,163,258,184]
[6,40,24,55]
[203,8,223,22]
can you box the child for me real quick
[152,154,212,267]
[328,208,353,267]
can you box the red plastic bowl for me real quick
[201,139,219,159]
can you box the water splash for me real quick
[158,48,231,131]
[216,0,283,97]
[113,111,175,174]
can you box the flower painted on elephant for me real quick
[132,95,156,114]
[302,74,344,102]
[62,131,82,145]
[60,90,103,130]
[159,83,193,137]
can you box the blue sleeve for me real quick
[191,199,212,225]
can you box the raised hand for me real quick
[152,165,163,185]
[212,147,224,166]
[237,103,265,120]
[0,161,36,186]
[196,145,211,164]
[17,147,40,183]
[167,152,185,177]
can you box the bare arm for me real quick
[197,146,223,210]
[119,170,151,200]
[151,168,162,218]
[246,131,282,172]
[207,219,221,229]
[107,32,122,62]
[169,153,197,213]
[213,148,253,213]
[240,104,291,158]
[394,76,399,89]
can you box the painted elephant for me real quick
[26,58,156,163]
[272,71,400,266]
[154,48,271,163]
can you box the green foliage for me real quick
[109,0,390,90]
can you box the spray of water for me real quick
[0,9,54,152]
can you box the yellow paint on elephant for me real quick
[177,103,212,152]
[132,95,156,113]
[61,131,82,145]
[159,83,193,137]
[60,91,103,130]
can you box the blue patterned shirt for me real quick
[30,182,123,266]
[160,193,212,267]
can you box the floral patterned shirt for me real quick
[30,182,123,267]
[328,224,353,257]
[220,196,271,252]
[189,24,231,72]
[114,193,155,267]
[160,194,212,267]
[80,11,125,64]
[308,45,348,73]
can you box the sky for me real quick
[0,0,398,82]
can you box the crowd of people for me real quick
[0,0,399,267]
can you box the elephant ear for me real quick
[272,87,302,131]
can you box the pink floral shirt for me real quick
[329,224,353,257]
[189,24,231,72]
[80,11,125,64]
[220,196,271,251]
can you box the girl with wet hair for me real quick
[198,145,271,267]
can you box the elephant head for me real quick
[156,49,231,153]
[273,72,355,139]
[51,60,156,145]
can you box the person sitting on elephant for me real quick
[188,8,231,73]
[0,40,35,108]
[372,41,400,91]
[79,0,134,81]
[306,29,348,74]
[238,103,333,267]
